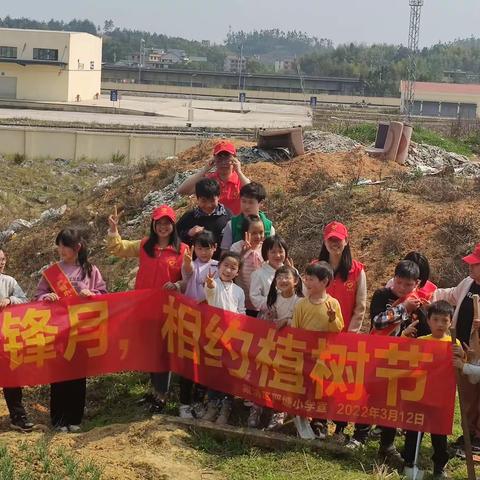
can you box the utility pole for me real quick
[138,38,145,84]
[238,44,243,91]
[405,0,423,119]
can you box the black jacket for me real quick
[176,205,232,259]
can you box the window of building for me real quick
[0,46,17,59]
[33,48,58,61]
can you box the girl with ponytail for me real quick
[35,227,107,432]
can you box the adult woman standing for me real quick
[107,204,188,412]
[176,141,250,215]
[433,243,480,454]
[317,221,367,333]
[316,221,368,447]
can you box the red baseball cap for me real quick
[213,141,236,156]
[151,205,176,222]
[323,221,348,241]
[463,243,480,265]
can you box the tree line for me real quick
[2,16,480,96]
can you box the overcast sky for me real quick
[3,1,479,47]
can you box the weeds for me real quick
[112,151,127,163]
[434,215,479,287]
[380,225,404,259]
[0,441,103,480]
[399,175,469,203]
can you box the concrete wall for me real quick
[67,33,102,101]
[101,81,400,107]
[0,63,69,101]
[0,126,199,163]
[0,28,101,102]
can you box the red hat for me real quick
[213,141,236,156]
[463,243,480,265]
[151,205,176,222]
[323,221,348,241]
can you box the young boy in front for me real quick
[203,251,245,424]
[370,260,430,466]
[292,261,344,438]
[221,182,274,251]
[402,300,458,479]
[176,178,231,259]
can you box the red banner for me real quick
[0,290,455,434]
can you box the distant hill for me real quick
[3,16,480,95]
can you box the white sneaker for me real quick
[179,404,194,419]
[68,424,81,432]
[55,425,68,433]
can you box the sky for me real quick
[2,0,480,47]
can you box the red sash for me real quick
[42,263,78,298]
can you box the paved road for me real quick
[0,95,311,129]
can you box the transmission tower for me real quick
[405,0,424,119]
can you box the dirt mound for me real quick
[0,419,219,480]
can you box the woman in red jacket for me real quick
[107,204,187,412]
[316,221,368,447]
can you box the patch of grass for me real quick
[111,151,127,163]
[412,126,473,156]
[335,124,377,145]
[0,440,103,480]
[189,433,374,480]
[336,123,474,156]
[83,372,151,429]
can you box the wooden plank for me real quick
[157,414,351,456]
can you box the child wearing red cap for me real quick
[107,204,188,412]
[176,140,251,215]
[434,242,480,454]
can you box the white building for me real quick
[224,55,247,73]
[0,28,102,102]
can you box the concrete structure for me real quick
[103,66,364,95]
[101,80,398,107]
[223,55,247,73]
[0,28,101,102]
[0,125,199,163]
[400,80,479,118]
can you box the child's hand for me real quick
[326,302,336,323]
[403,297,421,314]
[274,318,288,330]
[452,344,465,358]
[463,342,477,363]
[79,289,94,297]
[0,298,11,309]
[453,356,464,370]
[242,232,253,252]
[183,245,193,270]
[205,270,215,289]
[285,257,294,268]
[187,226,204,237]
[43,293,59,302]
[472,318,480,332]
[108,205,122,234]
[401,320,419,338]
